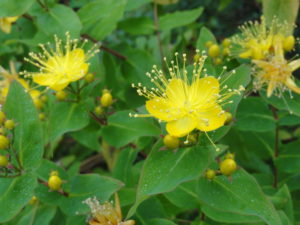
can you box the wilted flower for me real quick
[84,195,135,225]
[24,32,99,91]
[131,51,243,139]
[231,17,295,60]
[253,36,300,97]
[0,16,18,34]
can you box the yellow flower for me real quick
[0,16,18,34]
[24,32,99,91]
[131,52,243,138]
[253,36,300,97]
[0,61,41,104]
[232,17,295,60]
[84,194,135,225]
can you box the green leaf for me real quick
[275,140,300,173]
[235,97,275,132]
[0,173,37,223]
[118,17,154,35]
[78,0,126,41]
[4,81,43,170]
[101,110,161,148]
[203,204,262,224]
[125,0,151,11]
[60,174,123,215]
[261,90,300,117]
[127,141,215,217]
[263,0,299,33]
[148,218,177,225]
[196,27,217,51]
[159,7,203,31]
[0,0,34,16]
[36,4,82,37]
[197,169,282,225]
[272,185,293,223]
[48,102,90,143]
[17,205,56,225]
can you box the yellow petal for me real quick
[33,73,59,86]
[285,78,300,94]
[166,116,197,137]
[166,79,188,107]
[51,79,70,91]
[122,220,136,225]
[196,104,226,132]
[288,59,300,72]
[0,20,12,33]
[189,76,219,107]
[29,90,41,99]
[267,81,276,97]
[146,97,176,122]
[6,17,18,23]
[69,62,89,82]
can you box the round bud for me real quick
[205,169,216,180]
[50,170,59,176]
[163,134,180,149]
[0,155,8,167]
[224,112,233,125]
[222,47,230,56]
[48,175,62,191]
[0,111,6,124]
[4,120,15,130]
[222,38,231,47]
[214,58,222,65]
[95,106,104,116]
[205,41,214,48]
[39,113,46,121]
[0,135,9,150]
[34,99,43,109]
[56,91,67,101]
[29,196,38,205]
[193,54,200,62]
[100,92,113,107]
[225,152,235,159]
[208,44,220,58]
[0,128,5,135]
[41,95,48,102]
[84,73,95,83]
[220,158,237,176]
[283,35,295,52]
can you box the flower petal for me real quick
[196,104,226,132]
[189,76,219,107]
[288,59,300,72]
[166,116,197,137]
[146,97,175,122]
[166,79,188,107]
[33,73,59,86]
[285,78,300,94]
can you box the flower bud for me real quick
[225,152,235,159]
[29,196,38,205]
[208,44,220,58]
[84,73,95,83]
[56,90,67,101]
[220,158,237,176]
[48,174,62,191]
[205,169,216,180]
[0,155,8,167]
[163,134,180,149]
[214,58,222,65]
[222,38,231,47]
[205,41,214,48]
[34,99,43,109]
[100,92,113,107]
[41,95,48,102]
[222,47,230,56]
[224,112,233,125]
[94,106,104,116]
[39,113,46,121]
[4,120,14,130]
[0,135,9,150]
[283,35,295,52]
[0,111,6,124]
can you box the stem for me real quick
[36,0,48,11]
[153,3,165,69]
[81,34,127,60]
[271,106,279,188]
